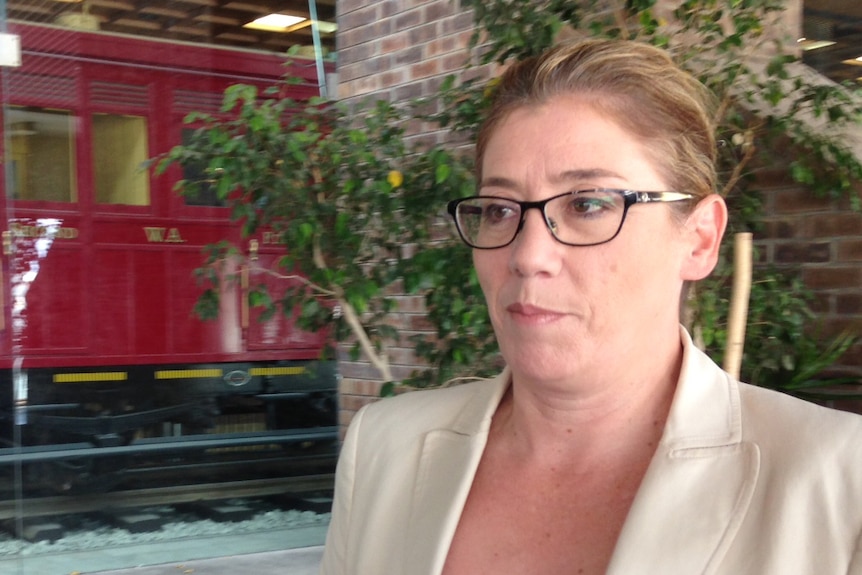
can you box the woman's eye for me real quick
[484,203,518,223]
[569,196,610,215]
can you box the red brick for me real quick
[337,28,364,50]
[837,294,862,314]
[408,22,438,45]
[339,40,375,66]
[339,360,388,381]
[341,376,385,396]
[753,167,796,189]
[761,219,800,240]
[338,0,370,14]
[409,58,441,80]
[386,346,422,365]
[810,292,832,314]
[818,316,862,340]
[808,213,862,238]
[380,69,407,88]
[773,241,831,264]
[379,0,404,18]
[361,56,389,75]
[393,81,423,101]
[340,5,381,31]
[802,266,862,290]
[839,343,862,372]
[394,9,422,30]
[424,1,453,23]
[838,239,862,261]
[381,32,409,54]
[443,52,471,72]
[394,46,423,65]
[393,295,426,313]
[340,394,372,411]
[771,188,835,215]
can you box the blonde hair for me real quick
[476,39,718,204]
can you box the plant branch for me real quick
[720,126,760,197]
[337,296,394,383]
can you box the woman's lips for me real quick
[506,302,565,322]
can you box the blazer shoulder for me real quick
[349,376,506,448]
[366,378,501,424]
[738,381,862,458]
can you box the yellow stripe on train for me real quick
[54,372,128,383]
[249,367,307,376]
[155,369,223,380]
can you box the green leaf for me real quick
[435,163,451,184]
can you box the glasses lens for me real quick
[545,191,625,245]
[455,197,521,248]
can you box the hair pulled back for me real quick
[476,39,718,203]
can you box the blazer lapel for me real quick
[606,441,760,575]
[406,430,489,575]
[405,372,510,575]
[608,330,761,574]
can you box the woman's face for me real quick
[474,95,698,385]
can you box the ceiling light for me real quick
[841,58,862,67]
[244,14,306,32]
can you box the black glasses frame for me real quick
[446,189,695,249]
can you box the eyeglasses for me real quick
[447,189,695,249]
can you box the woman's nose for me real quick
[508,210,563,277]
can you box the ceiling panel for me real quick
[7,0,336,55]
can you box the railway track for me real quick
[0,474,334,521]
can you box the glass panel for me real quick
[6,107,76,202]
[181,128,225,207]
[92,113,150,205]
[2,4,335,573]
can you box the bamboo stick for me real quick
[723,232,753,379]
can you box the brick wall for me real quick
[334,0,495,429]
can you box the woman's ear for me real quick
[681,194,728,281]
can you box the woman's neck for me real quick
[496,343,682,466]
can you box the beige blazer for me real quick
[320,330,862,574]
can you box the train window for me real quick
[180,128,226,207]
[92,113,151,205]
[7,107,78,202]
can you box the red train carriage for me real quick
[0,22,338,493]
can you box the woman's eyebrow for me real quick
[555,168,624,183]
[479,169,626,191]
[478,176,519,190]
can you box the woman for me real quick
[320,39,862,575]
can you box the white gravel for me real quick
[0,507,330,557]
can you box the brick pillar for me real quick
[334,0,494,430]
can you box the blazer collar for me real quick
[406,371,510,575]
[606,328,760,574]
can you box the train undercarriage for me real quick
[0,360,339,495]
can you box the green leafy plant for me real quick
[156,81,474,385]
